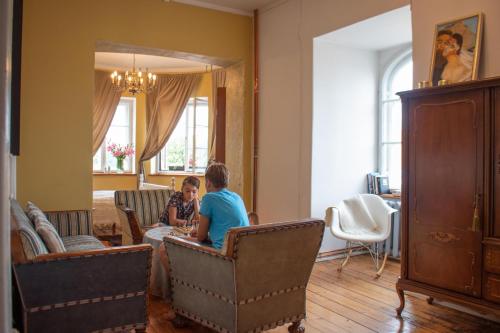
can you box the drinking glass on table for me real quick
[188,219,199,238]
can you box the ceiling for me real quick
[317,6,412,50]
[95,52,220,73]
[171,0,278,16]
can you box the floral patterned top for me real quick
[159,191,195,225]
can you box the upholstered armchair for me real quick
[10,199,152,333]
[164,219,325,333]
[325,194,397,277]
[115,189,174,245]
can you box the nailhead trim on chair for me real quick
[24,248,152,264]
[247,314,306,333]
[237,285,306,305]
[91,322,146,333]
[232,221,325,259]
[171,277,235,304]
[174,306,230,333]
[171,277,306,306]
[173,306,305,333]
[164,238,233,261]
[26,291,146,313]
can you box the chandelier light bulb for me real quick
[109,54,156,95]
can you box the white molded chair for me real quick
[325,194,397,277]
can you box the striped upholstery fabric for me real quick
[10,199,48,260]
[114,189,174,227]
[62,235,105,252]
[45,210,93,237]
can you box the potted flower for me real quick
[107,143,135,173]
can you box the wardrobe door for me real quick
[408,90,483,297]
[494,88,500,238]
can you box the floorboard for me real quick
[145,255,500,333]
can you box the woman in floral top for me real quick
[159,176,200,226]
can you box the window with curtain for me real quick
[93,97,136,172]
[380,53,412,190]
[155,97,209,174]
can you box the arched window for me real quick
[380,52,412,190]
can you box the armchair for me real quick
[115,189,174,245]
[163,219,325,333]
[11,199,152,333]
[325,194,397,277]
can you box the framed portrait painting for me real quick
[429,13,483,86]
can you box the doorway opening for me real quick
[311,6,412,253]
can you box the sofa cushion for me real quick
[62,235,105,252]
[11,199,48,259]
[27,202,66,253]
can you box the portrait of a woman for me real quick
[430,14,482,86]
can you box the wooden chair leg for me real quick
[288,320,305,333]
[171,314,189,329]
[337,243,352,273]
[375,251,389,278]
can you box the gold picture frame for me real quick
[429,13,483,86]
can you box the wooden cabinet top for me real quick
[398,76,500,99]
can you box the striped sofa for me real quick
[11,199,152,333]
[114,189,174,245]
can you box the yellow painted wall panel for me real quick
[19,0,252,210]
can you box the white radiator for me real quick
[383,199,401,259]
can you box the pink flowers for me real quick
[107,143,135,159]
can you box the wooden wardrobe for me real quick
[396,77,500,317]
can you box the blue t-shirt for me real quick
[200,188,249,249]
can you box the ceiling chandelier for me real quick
[110,54,157,95]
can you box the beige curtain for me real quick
[139,73,201,182]
[208,69,227,162]
[92,70,122,155]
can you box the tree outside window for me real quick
[157,97,209,173]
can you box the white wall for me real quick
[411,0,500,86]
[312,40,378,252]
[378,42,412,80]
[257,0,409,223]
[257,0,500,226]
[0,0,12,330]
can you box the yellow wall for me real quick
[92,72,211,197]
[19,0,253,210]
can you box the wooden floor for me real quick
[146,255,500,333]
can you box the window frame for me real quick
[154,96,209,175]
[93,97,136,173]
[378,49,412,190]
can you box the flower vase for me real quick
[116,157,125,173]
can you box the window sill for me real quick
[149,172,205,177]
[93,172,137,176]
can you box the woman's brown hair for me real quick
[182,176,200,189]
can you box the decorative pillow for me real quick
[27,201,66,253]
[26,201,47,223]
